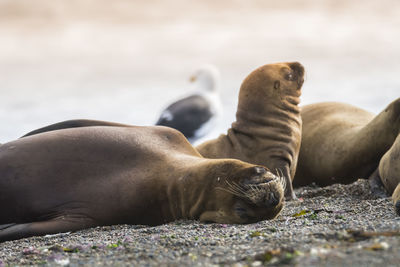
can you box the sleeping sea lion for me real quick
[393,184,400,216]
[368,133,400,216]
[196,62,305,199]
[293,99,400,187]
[0,125,284,242]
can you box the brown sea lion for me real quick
[368,133,400,216]
[20,119,130,138]
[196,62,305,199]
[293,98,400,187]
[393,184,400,216]
[0,125,284,242]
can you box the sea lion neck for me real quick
[232,96,301,138]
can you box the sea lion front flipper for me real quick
[368,168,388,198]
[21,119,131,138]
[392,184,400,216]
[0,217,95,242]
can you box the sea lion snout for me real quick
[239,171,284,209]
[242,166,275,185]
[288,62,305,89]
[267,192,280,206]
[288,62,304,77]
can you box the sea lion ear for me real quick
[274,80,280,90]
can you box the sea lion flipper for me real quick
[392,184,400,216]
[21,119,131,138]
[0,217,95,242]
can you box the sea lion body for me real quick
[294,99,400,187]
[196,62,304,199]
[0,126,284,242]
[393,184,400,216]
[370,133,400,215]
[379,134,400,193]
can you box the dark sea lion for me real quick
[196,62,305,199]
[0,125,284,242]
[368,134,400,216]
[21,119,130,138]
[294,98,400,187]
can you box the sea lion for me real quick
[21,119,130,137]
[293,98,400,187]
[196,62,305,199]
[368,133,400,216]
[393,184,400,216]
[0,125,284,242]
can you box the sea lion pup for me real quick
[0,125,284,242]
[369,134,400,216]
[196,62,305,200]
[293,98,400,187]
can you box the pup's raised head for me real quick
[238,62,305,111]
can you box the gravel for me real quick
[1,179,399,266]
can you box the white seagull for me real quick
[156,65,222,144]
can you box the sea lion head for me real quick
[237,62,304,112]
[199,164,285,224]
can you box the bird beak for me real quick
[189,76,197,82]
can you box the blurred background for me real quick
[0,0,399,143]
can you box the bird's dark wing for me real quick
[156,95,213,139]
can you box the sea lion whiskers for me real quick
[217,176,281,205]
[215,180,247,199]
[231,180,268,204]
[247,184,265,204]
[216,180,266,203]
[228,180,251,198]
[215,187,246,199]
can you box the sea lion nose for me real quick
[289,62,305,78]
[267,192,280,207]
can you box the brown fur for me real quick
[196,62,304,199]
[294,99,400,187]
[378,134,400,193]
[374,134,400,216]
[0,125,284,242]
[392,184,400,216]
